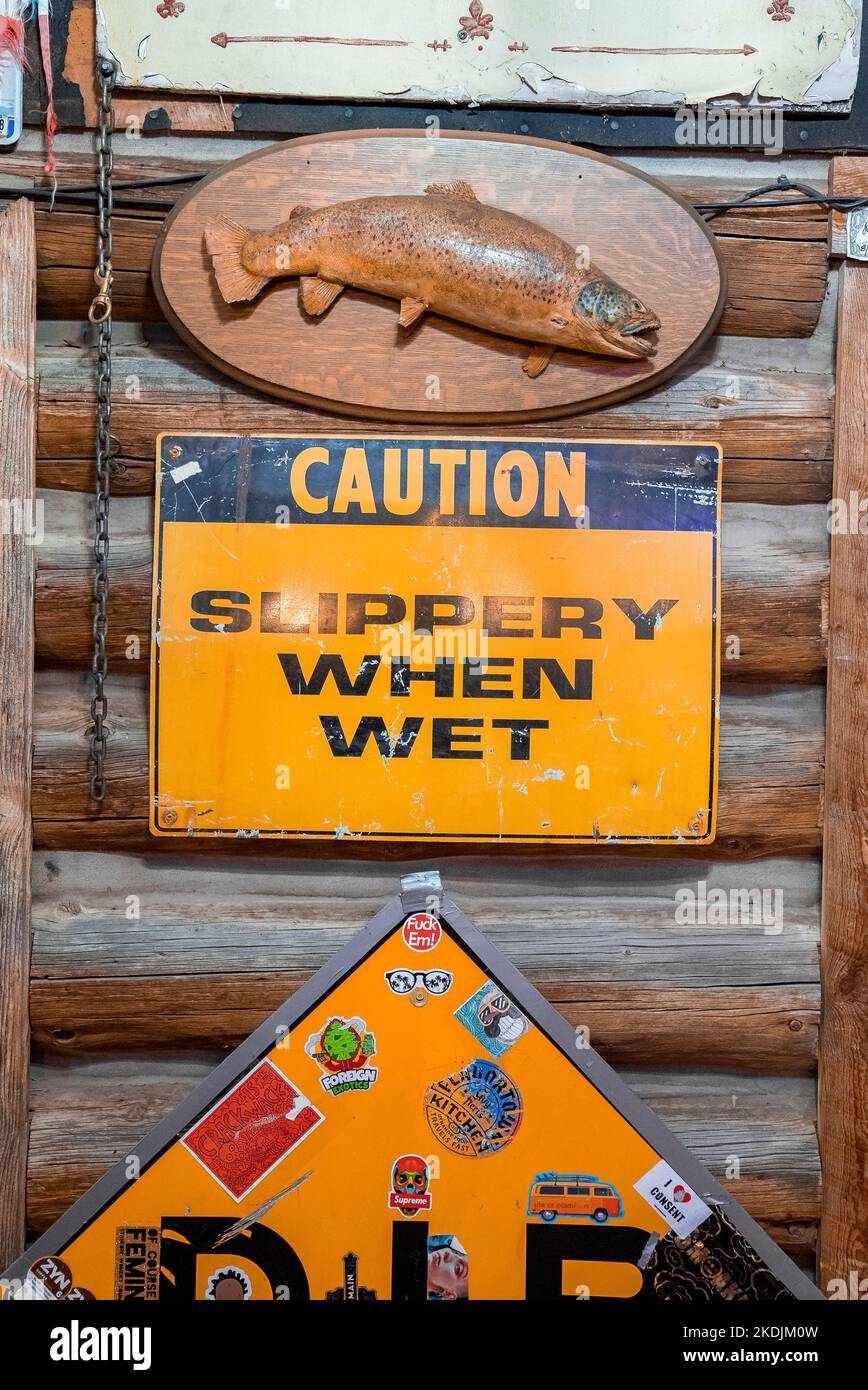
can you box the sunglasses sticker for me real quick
[384,967,454,1001]
[454,981,531,1059]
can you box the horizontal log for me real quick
[26,1054,820,1236]
[30,977,818,1073]
[30,850,820,1067]
[30,851,821,985]
[18,159,828,338]
[33,324,834,522]
[33,492,829,681]
[30,674,825,857]
[34,453,835,504]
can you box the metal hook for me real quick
[88,264,114,324]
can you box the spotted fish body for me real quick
[204,180,660,377]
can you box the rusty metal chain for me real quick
[88,56,118,801]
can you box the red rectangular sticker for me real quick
[181,1060,324,1201]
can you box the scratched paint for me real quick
[95,0,859,105]
[149,433,722,844]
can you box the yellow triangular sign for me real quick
[2,880,819,1301]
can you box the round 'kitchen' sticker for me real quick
[424,1059,523,1157]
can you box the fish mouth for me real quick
[611,313,661,359]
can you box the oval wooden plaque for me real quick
[153,130,726,424]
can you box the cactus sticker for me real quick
[306,1016,379,1096]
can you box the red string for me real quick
[37,6,57,174]
[0,16,28,70]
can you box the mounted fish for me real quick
[204,180,660,378]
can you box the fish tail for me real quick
[204,215,269,303]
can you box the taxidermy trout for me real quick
[204,180,660,377]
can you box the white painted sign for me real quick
[96,0,861,107]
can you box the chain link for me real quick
[89,57,117,801]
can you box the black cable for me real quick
[695,175,868,221]
[0,169,865,221]
[0,171,206,209]
[0,186,178,209]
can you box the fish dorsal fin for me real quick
[399,296,428,329]
[523,345,555,378]
[424,180,478,201]
[299,276,345,317]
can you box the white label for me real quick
[170,459,202,484]
[633,1159,713,1237]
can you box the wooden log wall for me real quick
[0,200,37,1268]
[1,131,832,1278]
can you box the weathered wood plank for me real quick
[0,199,36,1268]
[25,1055,820,1236]
[29,851,820,1068]
[35,329,835,467]
[30,977,818,1074]
[30,675,825,857]
[19,168,829,338]
[33,452,835,504]
[32,493,829,681]
[29,852,821,984]
[828,155,864,258]
[32,228,826,342]
[818,191,868,1290]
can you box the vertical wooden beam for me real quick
[819,159,868,1294]
[0,199,36,1267]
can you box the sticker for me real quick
[384,967,453,998]
[427,1235,469,1301]
[326,1253,377,1301]
[424,1059,523,1157]
[633,1159,713,1237]
[181,1059,324,1201]
[305,1016,378,1096]
[647,1209,795,1301]
[526,1171,624,1224]
[169,458,202,484]
[27,1256,73,1300]
[454,981,531,1058]
[115,1227,161,1299]
[205,1266,252,1300]
[388,1154,433,1217]
[5,1256,94,1302]
[401,912,442,952]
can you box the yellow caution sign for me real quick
[150,435,721,843]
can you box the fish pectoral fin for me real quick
[523,345,555,378]
[398,296,429,329]
[424,180,478,201]
[299,276,345,317]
